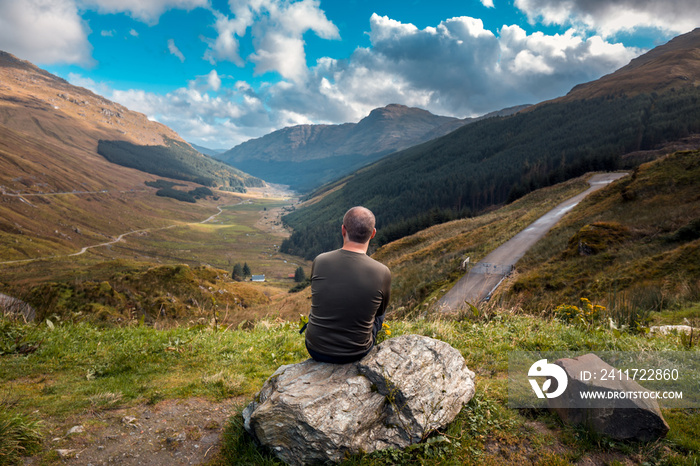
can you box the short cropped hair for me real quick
[343,206,375,243]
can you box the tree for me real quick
[294,266,306,283]
[243,262,251,277]
[232,263,244,281]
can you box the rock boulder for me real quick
[242,335,475,465]
[548,353,669,441]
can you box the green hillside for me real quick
[371,149,699,319]
[281,86,700,259]
[506,149,700,315]
[2,152,699,465]
[98,138,265,192]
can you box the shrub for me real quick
[0,409,42,464]
[554,297,606,328]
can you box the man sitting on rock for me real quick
[304,206,391,364]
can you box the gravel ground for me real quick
[26,398,242,465]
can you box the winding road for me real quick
[436,173,628,312]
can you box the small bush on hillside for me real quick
[554,298,606,328]
[565,222,631,257]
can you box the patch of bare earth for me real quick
[27,398,242,465]
[484,420,638,465]
[254,205,291,238]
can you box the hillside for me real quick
[560,28,700,101]
[280,29,700,260]
[0,51,267,263]
[505,149,700,313]
[2,159,699,462]
[0,51,261,194]
[190,142,225,157]
[216,103,528,192]
[369,150,699,318]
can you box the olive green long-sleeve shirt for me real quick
[305,249,391,358]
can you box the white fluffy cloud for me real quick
[0,0,93,65]
[514,0,700,37]
[204,0,339,82]
[0,0,207,65]
[203,10,247,66]
[95,13,642,149]
[298,14,640,120]
[0,0,664,149]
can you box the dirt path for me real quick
[0,201,232,266]
[25,398,242,465]
[437,173,628,311]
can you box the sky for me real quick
[0,1,698,150]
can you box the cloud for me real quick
[514,0,700,37]
[67,72,111,96]
[299,14,639,118]
[0,0,209,66]
[187,69,223,92]
[206,70,221,91]
[204,0,340,82]
[480,0,495,7]
[73,12,643,149]
[105,15,641,149]
[202,10,246,66]
[118,87,276,147]
[80,0,208,24]
[168,39,186,62]
[0,0,93,65]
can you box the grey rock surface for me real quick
[242,334,475,465]
[548,353,669,441]
[0,293,36,321]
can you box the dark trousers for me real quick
[306,314,385,364]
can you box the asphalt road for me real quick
[436,173,628,312]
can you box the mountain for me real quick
[280,28,700,260]
[190,143,226,157]
[0,51,261,262]
[0,51,262,194]
[216,103,528,192]
[561,29,700,101]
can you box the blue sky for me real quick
[0,1,698,149]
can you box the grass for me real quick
[507,150,700,313]
[1,191,306,287]
[0,318,305,419]
[0,406,42,465]
[2,151,699,463]
[2,307,698,464]
[1,194,311,327]
[373,176,591,311]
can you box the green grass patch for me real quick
[507,150,700,314]
[2,308,698,464]
[0,401,43,464]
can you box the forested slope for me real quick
[281,86,700,259]
[98,138,264,192]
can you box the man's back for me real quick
[305,249,391,359]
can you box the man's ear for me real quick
[370,228,376,239]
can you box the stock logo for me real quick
[528,359,568,399]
